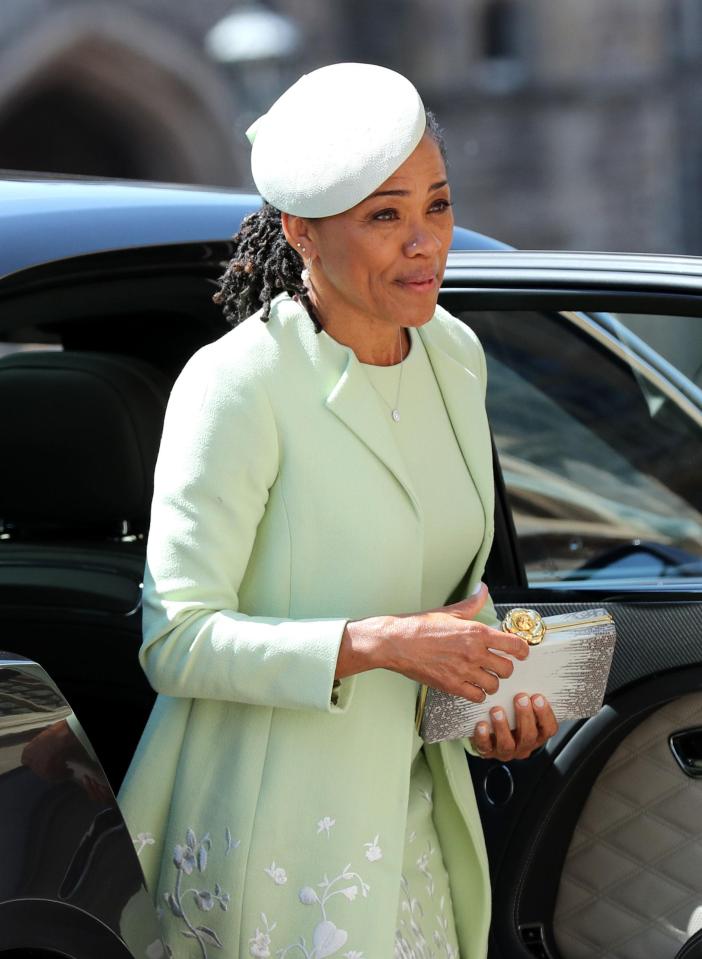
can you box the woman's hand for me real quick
[470,693,558,761]
[337,583,529,699]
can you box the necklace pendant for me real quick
[392,409,401,422]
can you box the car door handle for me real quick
[669,728,702,778]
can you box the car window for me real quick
[612,312,702,389]
[455,308,702,587]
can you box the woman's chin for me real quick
[398,302,441,329]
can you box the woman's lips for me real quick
[396,275,436,293]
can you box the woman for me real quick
[118,63,557,959]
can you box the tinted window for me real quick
[456,308,702,586]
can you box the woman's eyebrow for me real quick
[367,180,449,200]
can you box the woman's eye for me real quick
[371,200,452,221]
[372,208,398,221]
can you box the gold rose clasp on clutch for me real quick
[502,607,546,646]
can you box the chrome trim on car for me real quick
[443,249,702,286]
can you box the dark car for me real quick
[1,171,702,959]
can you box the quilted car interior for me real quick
[554,693,702,959]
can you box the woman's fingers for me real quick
[482,649,516,679]
[471,696,560,761]
[447,613,530,661]
[471,721,494,757]
[469,669,498,696]
[446,628,527,692]
[459,681,489,703]
[446,583,489,620]
[513,694,539,758]
[486,629,530,660]
[490,708,515,759]
[533,694,558,740]
[457,662,508,699]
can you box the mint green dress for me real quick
[361,328,485,959]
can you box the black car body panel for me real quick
[0,171,511,281]
[0,653,163,956]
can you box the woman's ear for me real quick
[281,212,314,259]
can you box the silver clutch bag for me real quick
[416,607,617,744]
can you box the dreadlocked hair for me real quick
[212,203,319,329]
[212,110,448,330]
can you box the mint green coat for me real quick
[118,293,499,959]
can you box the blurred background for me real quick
[1,0,701,254]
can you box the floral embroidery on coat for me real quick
[248,820,371,958]
[316,816,336,838]
[395,880,458,959]
[363,836,382,863]
[265,862,288,885]
[160,827,234,959]
[250,914,277,958]
[134,831,156,856]
[225,826,240,856]
[416,841,436,898]
[393,764,460,958]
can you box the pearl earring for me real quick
[296,242,311,288]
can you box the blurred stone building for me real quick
[1,0,701,253]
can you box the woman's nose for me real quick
[404,229,440,256]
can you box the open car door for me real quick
[439,252,702,959]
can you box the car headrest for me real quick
[0,350,172,534]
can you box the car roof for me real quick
[0,171,511,279]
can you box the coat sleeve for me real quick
[139,343,352,713]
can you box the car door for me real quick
[439,252,702,959]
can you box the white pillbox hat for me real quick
[246,62,426,218]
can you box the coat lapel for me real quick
[324,349,421,518]
[281,294,419,517]
[418,322,495,587]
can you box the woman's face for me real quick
[301,133,454,334]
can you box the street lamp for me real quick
[205,3,300,63]
[205,2,302,131]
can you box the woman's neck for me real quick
[309,294,410,366]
